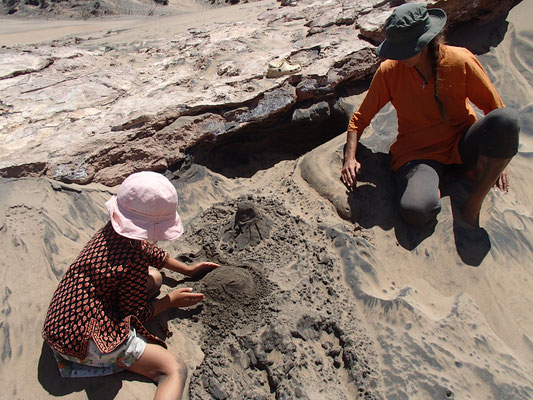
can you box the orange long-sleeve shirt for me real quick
[348,45,504,171]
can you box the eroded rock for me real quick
[0,0,520,185]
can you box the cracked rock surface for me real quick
[0,0,519,185]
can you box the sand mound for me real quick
[200,265,258,304]
[155,195,380,399]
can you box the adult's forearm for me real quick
[345,130,360,161]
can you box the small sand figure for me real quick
[341,3,520,228]
[42,171,219,400]
[223,199,272,250]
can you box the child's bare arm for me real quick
[162,256,220,277]
[151,288,205,316]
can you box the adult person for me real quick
[341,3,520,227]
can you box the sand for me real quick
[0,0,267,47]
[1,0,532,399]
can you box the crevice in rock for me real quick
[110,81,291,134]
[185,79,371,178]
[185,113,340,178]
[0,57,55,80]
[20,76,77,94]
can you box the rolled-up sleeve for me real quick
[465,52,504,114]
[348,64,392,135]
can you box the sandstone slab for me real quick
[0,0,521,185]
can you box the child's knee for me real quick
[150,268,163,288]
[174,356,188,380]
[155,354,188,383]
[146,268,163,296]
[166,355,188,381]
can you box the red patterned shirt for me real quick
[42,222,169,360]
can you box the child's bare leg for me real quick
[127,343,188,400]
[462,155,511,227]
[146,268,163,300]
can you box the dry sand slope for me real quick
[1,1,533,400]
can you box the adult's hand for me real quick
[341,158,361,189]
[494,168,510,193]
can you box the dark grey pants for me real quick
[395,107,520,226]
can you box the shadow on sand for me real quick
[37,341,152,400]
[346,144,491,265]
[345,144,437,250]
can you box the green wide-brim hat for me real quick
[376,3,447,60]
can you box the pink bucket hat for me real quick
[105,171,184,241]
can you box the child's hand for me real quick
[168,288,205,308]
[164,257,220,277]
[186,262,220,277]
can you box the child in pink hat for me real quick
[42,171,219,400]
